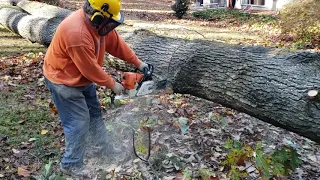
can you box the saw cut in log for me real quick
[16,0,72,18]
[0,7,65,46]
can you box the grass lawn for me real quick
[0,25,45,57]
[0,82,65,178]
[0,25,64,178]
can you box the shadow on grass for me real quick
[0,26,45,57]
[0,35,22,39]
[0,45,46,57]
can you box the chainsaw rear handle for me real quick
[135,63,154,76]
[141,64,154,81]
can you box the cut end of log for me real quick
[308,89,318,99]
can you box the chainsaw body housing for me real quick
[114,64,154,100]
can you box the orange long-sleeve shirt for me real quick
[43,8,141,88]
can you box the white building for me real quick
[197,0,294,10]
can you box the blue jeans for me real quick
[44,77,110,168]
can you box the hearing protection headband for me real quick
[89,2,122,36]
[90,3,113,28]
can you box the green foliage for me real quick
[174,117,189,135]
[136,133,147,154]
[270,146,302,176]
[0,95,55,149]
[139,118,156,129]
[34,160,64,180]
[198,168,216,180]
[222,139,303,179]
[192,9,277,24]
[280,0,320,48]
[171,0,191,19]
[182,170,192,180]
[208,112,227,127]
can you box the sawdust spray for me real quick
[82,95,157,176]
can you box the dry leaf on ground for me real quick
[17,167,30,177]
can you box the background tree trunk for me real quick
[0,5,320,143]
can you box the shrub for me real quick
[280,0,320,47]
[171,0,191,19]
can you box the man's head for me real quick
[83,0,124,36]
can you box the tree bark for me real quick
[0,0,24,6]
[1,6,320,143]
[16,0,72,18]
[115,30,320,143]
[0,7,64,46]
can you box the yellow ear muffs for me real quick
[90,3,113,28]
[91,11,105,27]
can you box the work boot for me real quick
[60,164,91,178]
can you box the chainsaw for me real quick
[110,64,154,104]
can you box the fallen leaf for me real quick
[172,172,184,180]
[18,119,26,124]
[152,145,161,152]
[203,153,213,159]
[12,148,20,154]
[235,154,247,166]
[28,138,37,142]
[165,87,174,94]
[20,142,31,148]
[307,154,317,162]
[41,130,48,135]
[180,124,189,135]
[0,174,4,177]
[225,108,233,115]
[316,153,320,162]
[17,167,30,177]
[50,108,58,115]
[199,168,219,180]
[207,176,219,180]
[120,176,128,180]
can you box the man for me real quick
[43,0,149,177]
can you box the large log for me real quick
[0,7,64,46]
[0,2,23,10]
[16,0,72,18]
[116,30,320,143]
[0,0,24,6]
[1,6,320,143]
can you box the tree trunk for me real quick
[16,0,72,18]
[0,7,64,46]
[0,0,24,6]
[115,30,320,143]
[1,6,320,143]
